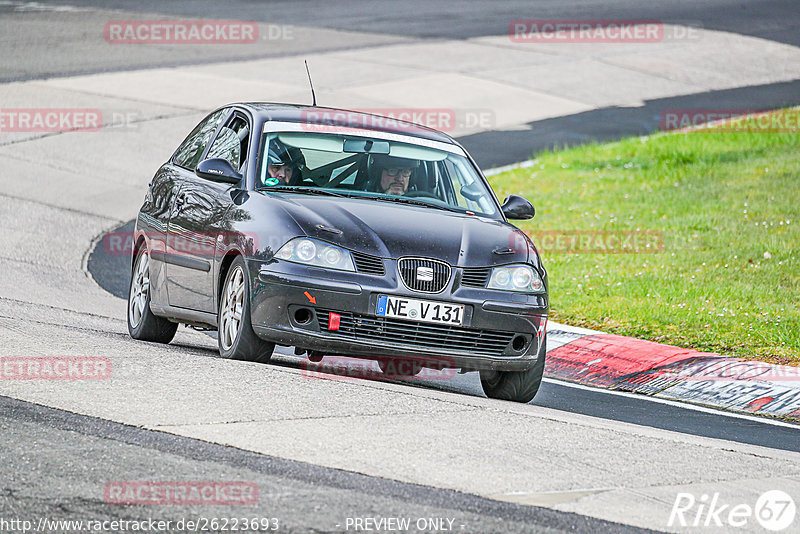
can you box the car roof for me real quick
[234,103,458,145]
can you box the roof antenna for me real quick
[304,60,317,107]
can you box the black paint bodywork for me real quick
[134,103,548,371]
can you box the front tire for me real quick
[128,247,178,343]
[480,334,546,403]
[218,256,274,363]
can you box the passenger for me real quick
[264,140,305,186]
[368,155,420,195]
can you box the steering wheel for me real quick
[404,190,439,199]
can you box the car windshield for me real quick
[256,132,500,218]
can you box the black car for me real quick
[128,103,549,402]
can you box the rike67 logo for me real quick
[669,490,796,531]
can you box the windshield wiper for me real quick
[363,195,463,213]
[258,186,347,197]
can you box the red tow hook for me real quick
[328,312,341,331]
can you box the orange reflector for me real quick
[328,312,341,331]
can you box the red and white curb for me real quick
[545,322,800,422]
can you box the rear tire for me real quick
[480,334,546,403]
[127,247,178,343]
[218,256,274,363]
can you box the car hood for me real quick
[264,193,533,267]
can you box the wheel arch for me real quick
[131,233,147,270]
[217,250,243,309]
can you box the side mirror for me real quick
[460,183,484,202]
[196,158,242,184]
[501,195,535,220]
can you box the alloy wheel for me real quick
[220,266,245,350]
[128,251,150,328]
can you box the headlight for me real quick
[488,264,545,293]
[275,238,355,272]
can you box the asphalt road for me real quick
[86,220,800,454]
[2,395,643,534]
[2,0,799,168]
[2,1,799,532]
[4,0,799,83]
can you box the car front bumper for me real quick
[249,260,548,372]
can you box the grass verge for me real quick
[489,108,799,365]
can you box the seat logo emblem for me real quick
[417,267,434,282]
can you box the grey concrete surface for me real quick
[4,4,797,171]
[2,0,799,84]
[1,295,798,533]
[2,396,641,534]
[0,2,409,83]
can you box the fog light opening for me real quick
[294,307,313,325]
[512,335,527,352]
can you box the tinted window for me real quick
[173,109,226,170]
[257,132,499,218]
[206,114,250,171]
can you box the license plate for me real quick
[376,295,464,326]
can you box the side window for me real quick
[442,159,468,208]
[442,157,493,213]
[206,114,250,171]
[173,109,226,171]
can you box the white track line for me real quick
[542,377,800,430]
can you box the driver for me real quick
[369,155,420,195]
[264,139,305,186]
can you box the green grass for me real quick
[489,109,800,365]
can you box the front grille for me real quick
[461,267,491,288]
[352,251,385,276]
[319,310,514,357]
[398,257,451,293]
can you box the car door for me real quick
[166,109,251,314]
[162,107,227,312]
[139,163,182,308]
[146,108,226,307]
